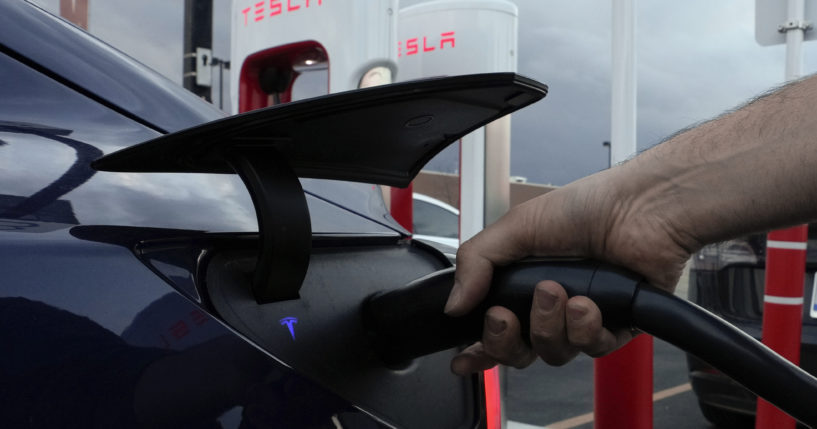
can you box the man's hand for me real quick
[444,167,693,374]
[445,73,817,374]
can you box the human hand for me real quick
[445,168,695,374]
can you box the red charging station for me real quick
[397,3,519,427]
[230,0,397,114]
[237,41,327,112]
[390,184,413,231]
[756,225,808,428]
[228,2,662,428]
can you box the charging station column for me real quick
[397,2,518,427]
[230,0,397,114]
[595,2,653,428]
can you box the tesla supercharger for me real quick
[397,2,518,428]
[230,0,398,114]
[397,0,517,242]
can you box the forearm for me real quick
[446,73,817,371]
[619,74,817,249]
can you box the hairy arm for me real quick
[446,74,817,373]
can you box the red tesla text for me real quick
[398,31,456,57]
[241,0,324,26]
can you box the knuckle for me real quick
[481,336,511,360]
[455,241,469,257]
[568,329,596,348]
[579,332,618,358]
[570,330,601,350]
[507,343,536,369]
[530,329,559,346]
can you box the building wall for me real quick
[412,170,556,209]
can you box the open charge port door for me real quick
[91,73,550,429]
[206,237,481,429]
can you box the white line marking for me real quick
[514,383,693,429]
[652,383,692,401]
[767,240,807,250]
[764,295,805,305]
[507,421,545,429]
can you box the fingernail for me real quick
[444,281,462,315]
[538,288,557,312]
[486,314,506,335]
[567,303,587,321]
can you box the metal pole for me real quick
[459,132,486,243]
[785,0,805,80]
[183,0,213,101]
[219,61,224,110]
[609,0,637,165]
[596,1,653,428]
[756,2,807,427]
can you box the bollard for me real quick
[594,334,654,429]
[756,225,808,429]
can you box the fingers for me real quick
[444,246,495,317]
[563,297,629,358]
[451,281,635,375]
[451,307,536,375]
[451,343,497,376]
[529,281,579,366]
[525,281,631,366]
[446,211,530,316]
[481,307,537,369]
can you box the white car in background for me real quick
[412,193,460,249]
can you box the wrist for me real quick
[595,151,700,289]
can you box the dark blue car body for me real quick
[0,2,484,427]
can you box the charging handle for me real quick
[363,259,817,427]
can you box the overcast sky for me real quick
[33,0,817,185]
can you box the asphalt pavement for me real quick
[505,338,712,429]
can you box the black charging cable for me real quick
[363,259,817,427]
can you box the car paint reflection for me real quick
[0,293,381,428]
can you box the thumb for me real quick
[445,209,531,316]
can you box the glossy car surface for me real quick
[0,2,489,427]
[687,226,817,428]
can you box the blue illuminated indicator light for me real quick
[280,317,298,340]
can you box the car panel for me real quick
[0,1,223,133]
[0,227,386,428]
[0,3,489,427]
[92,73,548,188]
[0,50,397,236]
[206,235,480,428]
[0,43,394,429]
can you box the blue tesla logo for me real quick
[279,317,298,340]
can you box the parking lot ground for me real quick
[506,338,713,429]
[506,262,706,428]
